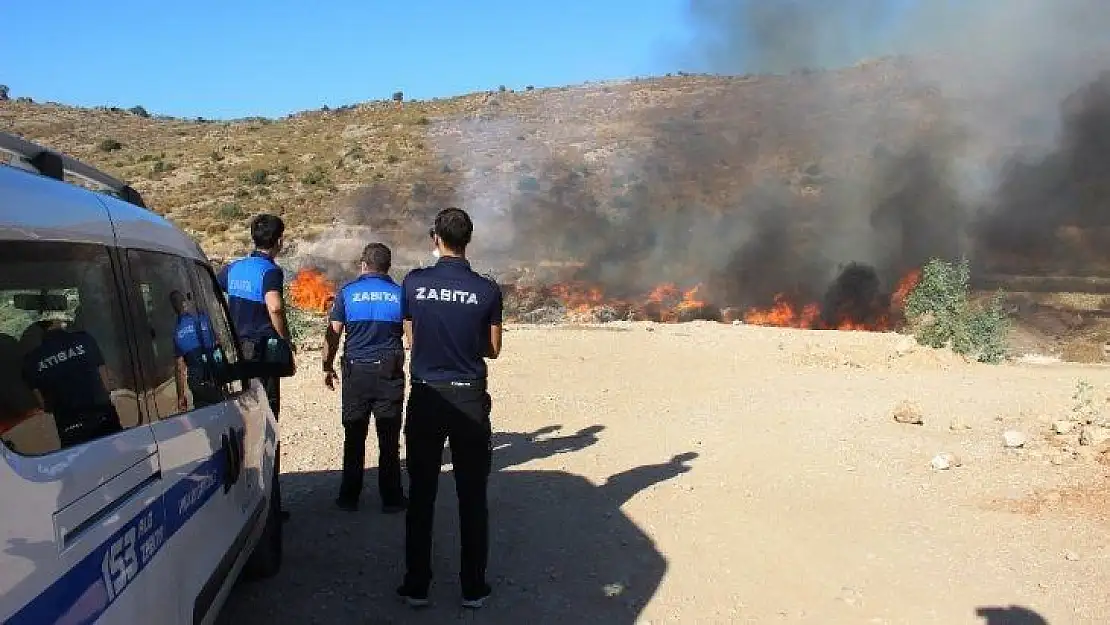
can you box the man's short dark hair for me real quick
[433,207,473,252]
[361,242,392,273]
[250,214,285,250]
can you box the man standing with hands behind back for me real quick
[396,207,503,610]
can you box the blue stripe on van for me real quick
[6,451,226,625]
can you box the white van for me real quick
[0,131,287,625]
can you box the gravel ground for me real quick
[217,322,1110,625]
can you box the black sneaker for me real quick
[382,495,408,514]
[335,497,358,512]
[280,509,291,522]
[396,583,430,608]
[461,583,492,609]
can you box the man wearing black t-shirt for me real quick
[21,315,121,448]
[396,207,503,610]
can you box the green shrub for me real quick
[150,160,175,174]
[904,258,1011,363]
[300,166,330,186]
[217,203,244,220]
[243,169,269,185]
[286,305,327,350]
[98,139,122,152]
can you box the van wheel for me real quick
[243,468,283,580]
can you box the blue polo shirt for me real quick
[401,257,503,382]
[173,312,216,370]
[217,251,284,341]
[329,273,404,361]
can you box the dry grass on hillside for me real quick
[1,63,929,260]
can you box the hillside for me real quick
[4,59,1110,361]
[0,60,936,262]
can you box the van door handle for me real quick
[221,426,244,493]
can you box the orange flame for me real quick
[289,268,337,314]
[891,268,922,310]
[743,294,822,328]
[550,281,607,316]
[740,268,922,331]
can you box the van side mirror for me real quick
[224,359,295,380]
[209,345,295,383]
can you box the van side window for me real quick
[0,241,143,456]
[189,261,244,395]
[126,249,225,419]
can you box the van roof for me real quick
[0,132,207,262]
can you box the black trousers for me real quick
[403,380,492,596]
[338,358,405,505]
[188,376,223,410]
[243,339,284,511]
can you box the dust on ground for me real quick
[218,322,1110,625]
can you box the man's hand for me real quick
[324,367,337,390]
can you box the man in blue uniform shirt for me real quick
[396,207,503,610]
[21,312,122,448]
[323,243,408,514]
[170,290,222,410]
[218,213,294,519]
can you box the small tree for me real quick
[0,85,9,101]
[392,91,404,103]
[904,258,1011,363]
[128,105,150,118]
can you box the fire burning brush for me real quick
[289,268,337,313]
[287,261,921,333]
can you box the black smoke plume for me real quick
[312,0,1110,324]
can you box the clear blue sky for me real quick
[4,0,926,121]
[3,0,701,120]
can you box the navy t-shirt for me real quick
[401,257,503,382]
[173,312,217,370]
[22,328,111,417]
[217,251,284,341]
[329,273,403,361]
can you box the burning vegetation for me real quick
[283,0,1110,342]
[289,262,923,332]
[289,268,336,314]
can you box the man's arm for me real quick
[262,267,291,341]
[216,264,229,293]
[173,357,188,408]
[84,335,115,391]
[323,321,343,369]
[400,274,413,351]
[323,292,346,372]
[486,284,503,359]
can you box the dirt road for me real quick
[217,322,1110,625]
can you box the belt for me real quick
[344,350,403,365]
[346,357,385,365]
[412,378,486,390]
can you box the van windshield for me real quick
[0,242,139,456]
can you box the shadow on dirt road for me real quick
[975,605,1050,625]
[217,425,697,625]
